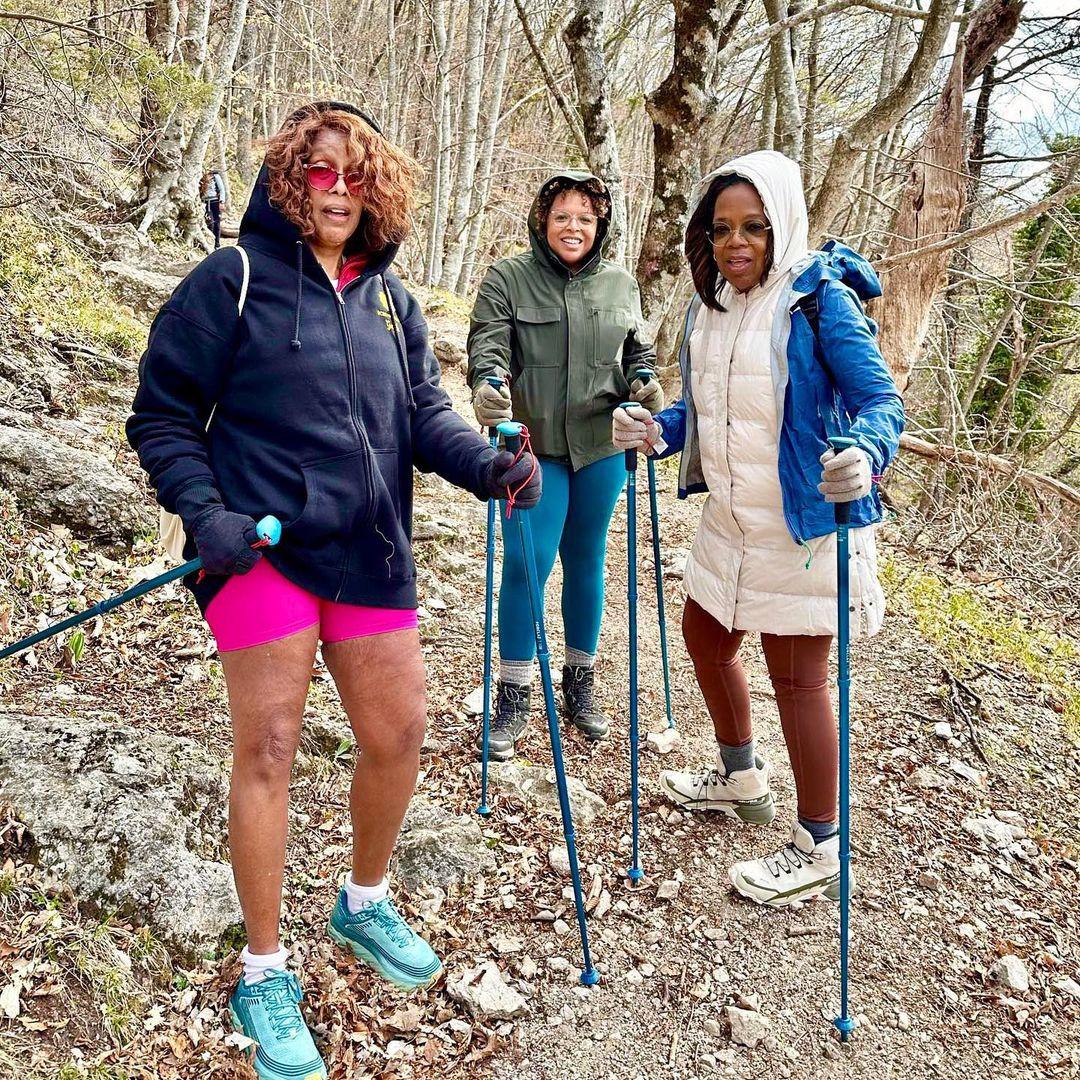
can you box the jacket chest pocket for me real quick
[589,307,631,366]
[513,305,562,367]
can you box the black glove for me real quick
[189,506,263,576]
[484,450,542,509]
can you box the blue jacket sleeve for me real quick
[817,281,905,474]
[652,399,687,459]
[126,249,245,517]
[393,280,497,501]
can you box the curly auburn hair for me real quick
[263,104,420,250]
[534,176,612,230]
[685,174,774,312]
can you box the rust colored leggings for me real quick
[682,597,837,823]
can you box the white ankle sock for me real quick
[241,944,290,985]
[345,874,389,913]
[565,647,595,669]
[500,659,533,687]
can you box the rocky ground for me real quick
[1,244,1078,1079]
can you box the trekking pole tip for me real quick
[254,515,282,547]
[580,967,601,986]
[476,803,491,817]
[625,866,644,883]
[833,1015,856,1040]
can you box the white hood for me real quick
[688,150,810,280]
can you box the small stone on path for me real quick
[646,728,680,754]
[657,879,680,901]
[990,954,1030,994]
[726,1005,771,1048]
[447,961,528,1020]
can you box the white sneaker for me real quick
[728,823,849,907]
[659,755,775,825]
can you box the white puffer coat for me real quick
[681,152,885,639]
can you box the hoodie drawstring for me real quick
[381,273,416,413]
[290,240,303,350]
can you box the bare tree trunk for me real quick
[264,0,284,137]
[636,0,746,338]
[439,0,487,289]
[806,0,957,241]
[564,0,629,263]
[801,0,825,179]
[513,0,589,157]
[138,0,252,241]
[385,0,400,144]
[458,0,515,293]
[234,16,259,189]
[763,0,802,160]
[874,0,1023,392]
[425,0,454,285]
[760,47,777,150]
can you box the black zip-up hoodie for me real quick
[128,113,495,611]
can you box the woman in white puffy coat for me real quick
[613,151,904,906]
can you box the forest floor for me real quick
[1,263,1079,1080]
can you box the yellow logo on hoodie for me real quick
[377,289,394,334]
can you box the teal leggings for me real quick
[499,453,627,662]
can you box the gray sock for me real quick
[717,740,755,776]
[499,659,533,687]
[799,817,838,844]
[565,647,595,669]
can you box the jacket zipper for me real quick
[334,290,379,598]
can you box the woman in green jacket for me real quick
[467,171,661,760]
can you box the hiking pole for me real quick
[478,375,506,818]
[828,435,857,1043]
[621,402,644,884]
[0,516,283,663]
[498,421,599,986]
[632,369,674,731]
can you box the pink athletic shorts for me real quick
[204,558,418,652]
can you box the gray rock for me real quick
[462,684,486,718]
[548,844,571,877]
[963,816,1022,848]
[100,261,181,316]
[0,426,147,539]
[726,1005,771,1048]
[392,797,496,890]
[1054,977,1080,999]
[0,714,240,956]
[300,712,353,757]
[990,954,1030,994]
[447,961,528,1019]
[470,761,606,824]
[431,333,467,370]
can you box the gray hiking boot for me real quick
[561,665,610,741]
[474,681,530,762]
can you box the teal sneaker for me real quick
[228,969,327,1080]
[327,889,442,989]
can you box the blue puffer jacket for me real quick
[653,242,904,544]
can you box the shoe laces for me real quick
[493,684,527,731]
[764,843,814,879]
[564,666,596,710]
[702,768,730,790]
[254,971,305,1041]
[372,898,416,947]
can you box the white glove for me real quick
[630,376,664,413]
[818,445,872,503]
[472,378,512,428]
[612,404,662,454]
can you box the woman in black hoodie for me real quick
[128,103,538,1079]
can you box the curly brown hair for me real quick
[263,104,421,250]
[534,176,612,231]
[685,175,774,312]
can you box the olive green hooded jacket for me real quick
[466,171,656,470]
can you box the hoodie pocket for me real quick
[365,448,411,579]
[514,305,562,367]
[291,450,369,570]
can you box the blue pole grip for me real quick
[254,515,282,547]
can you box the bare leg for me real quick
[323,628,426,885]
[220,626,319,953]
